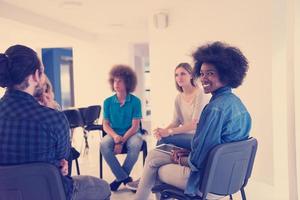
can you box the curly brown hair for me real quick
[108,64,137,93]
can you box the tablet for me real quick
[155,144,183,155]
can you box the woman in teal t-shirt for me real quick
[100,64,143,191]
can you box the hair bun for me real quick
[0,53,12,88]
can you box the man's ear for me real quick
[32,69,41,83]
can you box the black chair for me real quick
[152,137,258,200]
[63,109,84,130]
[79,105,102,154]
[99,122,148,179]
[0,163,66,200]
[62,109,84,175]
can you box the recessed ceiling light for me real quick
[60,1,83,7]
[108,24,124,28]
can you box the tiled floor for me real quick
[72,129,252,200]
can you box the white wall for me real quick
[0,17,132,110]
[294,0,300,198]
[1,1,299,199]
[149,0,297,199]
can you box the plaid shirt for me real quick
[0,89,73,199]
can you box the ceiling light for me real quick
[60,1,83,7]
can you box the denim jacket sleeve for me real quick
[184,87,251,196]
[185,106,223,196]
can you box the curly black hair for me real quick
[108,64,137,93]
[193,41,249,88]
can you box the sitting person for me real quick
[134,41,251,200]
[34,75,80,176]
[35,75,60,109]
[126,62,209,191]
[0,45,111,200]
[100,64,143,191]
[154,62,209,149]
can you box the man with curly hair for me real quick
[134,41,251,200]
[100,64,143,191]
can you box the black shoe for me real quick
[110,180,122,191]
[110,177,132,191]
[125,178,140,191]
[122,176,133,185]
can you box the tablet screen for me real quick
[155,144,183,154]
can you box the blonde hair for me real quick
[175,63,197,92]
[44,76,53,94]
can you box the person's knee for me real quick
[97,178,111,199]
[145,150,159,161]
[145,150,170,167]
[127,134,143,145]
[100,139,113,153]
[126,136,143,151]
[126,142,143,153]
[100,144,109,154]
[72,175,111,200]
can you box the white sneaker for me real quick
[126,178,140,191]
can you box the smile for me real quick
[203,83,210,88]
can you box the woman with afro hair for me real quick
[134,41,251,200]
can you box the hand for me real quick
[41,93,58,109]
[114,144,123,154]
[153,128,162,140]
[170,149,190,164]
[113,135,123,144]
[153,128,169,140]
[60,159,68,176]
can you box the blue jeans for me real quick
[156,133,194,150]
[100,133,143,181]
[71,175,111,200]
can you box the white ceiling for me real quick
[0,0,162,42]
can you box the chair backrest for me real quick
[63,109,84,128]
[79,105,101,126]
[0,163,66,200]
[200,137,258,197]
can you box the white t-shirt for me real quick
[172,87,210,134]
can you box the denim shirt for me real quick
[185,86,251,196]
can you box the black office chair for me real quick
[79,105,102,154]
[99,122,148,179]
[62,109,83,175]
[152,137,258,200]
[0,163,66,200]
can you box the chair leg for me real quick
[241,188,246,200]
[75,158,80,175]
[142,142,148,165]
[99,151,103,179]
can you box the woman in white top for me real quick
[154,62,209,149]
[126,62,209,191]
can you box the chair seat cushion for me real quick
[85,124,103,131]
